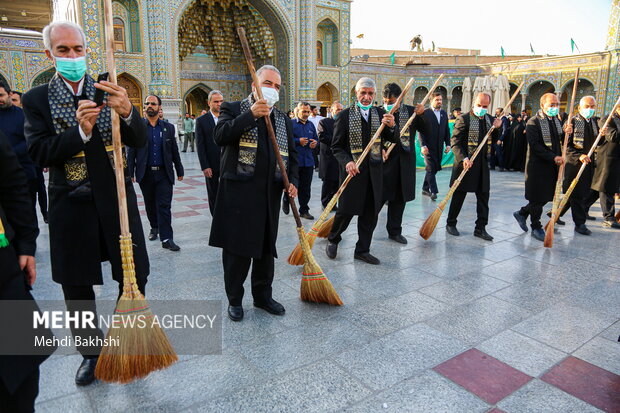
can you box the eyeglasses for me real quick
[144,102,158,106]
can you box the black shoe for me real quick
[474,228,494,241]
[228,305,244,321]
[602,220,620,229]
[531,228,545,241]
[546,211,565,225]
[574,224,592,235]
[148,228,158,241]
[182,150,187,153]
[586,214,596,221]
[389,234,408,244]
[300,212,315,220]
[162,240,180,251]
[513,211,528,232]
[422,189,432,198]
[282,198,290,215]
[354,252,380,265]
[326,242,338,259]
[75,357,98,386]
[430,193,437,201]
[446,225,460,236]
[254,298,285,315]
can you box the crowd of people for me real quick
[1,19,620,412]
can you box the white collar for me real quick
[61,76,85,96]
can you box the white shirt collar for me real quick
[61,76,85,96]
[211,111,219,124]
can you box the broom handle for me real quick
[549,69,580,221]
[236,28,303,228]
[552,95,620,220]
[385,74,445,159]
[103,0,129,236]
[443,82,525,195]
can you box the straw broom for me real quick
[544,69,580,248]
[549,95,620,226]
[236,28,342,306]
[95,0,177,383]
[419,81,525,240]
[288,75,438,265]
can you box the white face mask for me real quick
[579,107,595,119]
[260,86,279,107]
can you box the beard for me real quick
[146,108,157,117]
[0,100,11,109]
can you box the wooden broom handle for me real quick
[236,28,303,228]
[103,0,129,236]
[557,70,580,183]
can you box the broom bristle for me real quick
[317,215,334,238]
[419,207,443,240]
[301,264,343,306]
[287,234,316,266]
[95,296,178,383]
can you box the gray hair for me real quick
[355,77,376,92]
[256,65,281,78]
[208,90,223,102]
[473,92,492,105]
[42,21,87,51]
[579,95,596,105]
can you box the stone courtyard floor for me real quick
[33,151,620,412]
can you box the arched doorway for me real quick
[317,82,339,116]
[451,86,463,113]
[526,80,555,113]
[184,84,211,116]
[316,19,338,66]
[414,86,429,106]
[560,78,595,113]
[31,68,55,89]
[176,0,291,107]
[117,73,143,115]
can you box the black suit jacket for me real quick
[127,119,184,185]
[317,117,339,181]
[23,81,149,286]
[419,108,450,171]
[195,111,221,174]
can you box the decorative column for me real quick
[446,94,452,114]
[604,0,620,113]
[80,0,104,74]
[521,93,527,111]
[339,1,351,106]
[298,0,316,101]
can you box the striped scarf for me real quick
[468,113,492,157]
[536,110,563,149]
[573,114,598,150]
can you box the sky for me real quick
[350,0,612,56]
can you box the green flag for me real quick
[570,38,580,53]
[530,43,535,55]
[390,51,395,65]
[501,46,505,58]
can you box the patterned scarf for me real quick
[48,73,116,187]
[573,114,598,150]
[349,104,382,163]
[536,110,563,149]
[468,113,492,157]
[384,106,412,153]
[238,94,289,180]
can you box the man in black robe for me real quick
[380,83,425,244]
[209,65,298,322]
[325,77,396,265]
[592,104,620,228]
[23,21,149,385]
[446,93,501,240]
[513,93,564,241]
[419,92,451,200]
[317,101,343,209]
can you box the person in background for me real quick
[317,101,343,210]
[182,112,195,152]
[419,92,451,200]
[10,91,22,108]
[292,101,318,220]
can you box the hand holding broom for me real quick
[544,69,580,248]
[287,76,419,266]
[550,95,620,226]
[236,27,342,305]
[95,0,177,383]
[419,81,525,240]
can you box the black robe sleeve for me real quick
[331,109,353,168]
[450,116,468,161]
[214,102,256,146]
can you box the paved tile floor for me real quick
[32,151,620,412]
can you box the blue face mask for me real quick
[580,108,595,119]
[472,105,487,117]
[332,113,339,120]
[54,55,87,82]
[545,106,559,117]
[356,101,372,111]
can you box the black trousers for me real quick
[205,173,220,217]
[328,187,378,254]
[490,143,504,169]
[0,368,38,413]
[597,192,616,221]
[298,166,314,214]
[182,132,195,152]
[422,156,439,194]
[61,279,146,358]
[447,190,489,229]
[140,169,174,241]
[222,245,274,307]
[519,201,546,230]
[559,189,599,226]
[385,198,406,236]
[321,179,338,208]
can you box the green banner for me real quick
[414,120,455,168]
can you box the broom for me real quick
[287,75,425,265]
[95,0,177,383]
[383,74,445,160]
[550,95,620,226]
[236,28,342,306]
[419,81,525,240]
[544,69,580,248]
